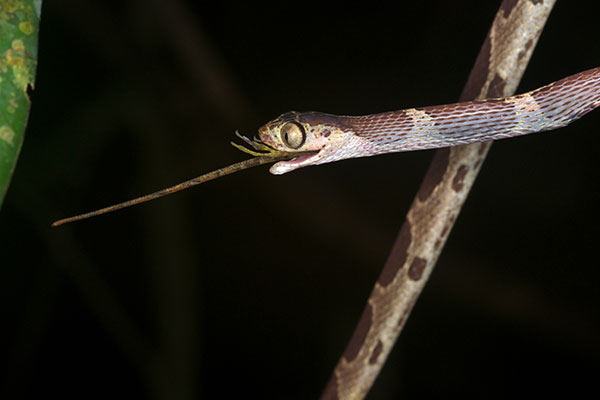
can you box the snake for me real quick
[249,67,599,400]
[255,67,600,175]
[305,1,590,399]
[51,1,597,398]
[52,67,600,228]
[59,70,600,227]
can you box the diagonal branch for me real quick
[321,1,557,399]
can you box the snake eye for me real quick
[280,122,305,149]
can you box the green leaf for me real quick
[0,0,40,208]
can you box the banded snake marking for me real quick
[52,66,600,226]
[257,67,600,175]
[52,1,597,398]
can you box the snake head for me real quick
[258,111,357,174]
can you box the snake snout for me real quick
[257,125,278,148]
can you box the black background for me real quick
[2,1,600,399]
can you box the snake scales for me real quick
[257,67,600,175]
[51,1,596,398]
[253,44,597,400]
[306,1,571,399]
[55,63,599,228]
[251,67,600,400]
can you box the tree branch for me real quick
[321,1,557,398]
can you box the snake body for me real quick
[252,1,600,399]
[258,67,600,174]
[49,2,596,398]
[253,3,599,399]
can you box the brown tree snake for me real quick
[52,1,598,399]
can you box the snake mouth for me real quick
[231,131,319,174]
[269,151,321,175]
[278,151,318,165]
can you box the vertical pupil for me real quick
[281,123,304,148]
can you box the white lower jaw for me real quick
[269,153,320,175]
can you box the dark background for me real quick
[2,1,600,399]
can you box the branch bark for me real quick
[321,1,557,398]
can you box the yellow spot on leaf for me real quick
[18,21,34,35]
[0,125,15,146]
[6,49,24,68]
[11,39,25,52]
[0,0,24,13]
[7,98,18,113]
